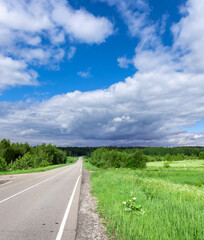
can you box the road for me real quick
[0,157,82,240]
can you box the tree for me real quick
[0,139,15,164]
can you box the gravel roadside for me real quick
[76,169,109,240]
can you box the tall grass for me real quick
[132,168,204,187]
[90,167,204,240]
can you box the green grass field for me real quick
[147,159,204,168]
[84,159,204,240]
[0,156,78,175]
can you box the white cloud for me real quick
[77,68,91,78]
[0,54,38,90]
[160,14,169,35]
[52,1,114,44]
[113,116,130,122]
[117,56,132,68]
[172,0,204,73]
[0,0,114,90]
[1,0,204,146]
[98,0,149,11]
[0,0,52,32]
[2,65,204,146]
[98,0,154,40]
[0,0,113,45]
[67,46,76,60]
[20,129,38,136]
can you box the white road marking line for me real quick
[56,174,81,240]
[0,181,12,187]
[0,165,74,204]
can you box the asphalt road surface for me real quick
[0,157,82,240]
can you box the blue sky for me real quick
[0,0,204,146]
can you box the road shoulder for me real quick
[76,169,109,240]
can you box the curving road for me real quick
[0,157,82,240]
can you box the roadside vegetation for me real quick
[0,157,78,175]
[0,139,77,174]
[83,159,99,171]
[83,147,204,240]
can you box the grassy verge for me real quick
[0,156,78,175]
[88,161,204,240]
[83,158,99,171]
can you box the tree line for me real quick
[59,147,97,157]
[0,139,66,171]
[141,147,204,156]
[59,146,204,157]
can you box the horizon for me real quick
[2,138,204,148]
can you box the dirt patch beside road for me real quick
[0,175,14,185]
[0,180,9,185]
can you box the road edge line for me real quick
[56,174,81,240]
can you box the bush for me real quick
[39,159,50,167]
[199,152,204,159]
[126,151,147,169]
[90,148,147,169]
[90,147,108,168]
[155,155,162,161]
[165,154,172,161]
[0,156,7,171]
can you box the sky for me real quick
[0,0,204,146]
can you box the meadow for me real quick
[84,158,204,240]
